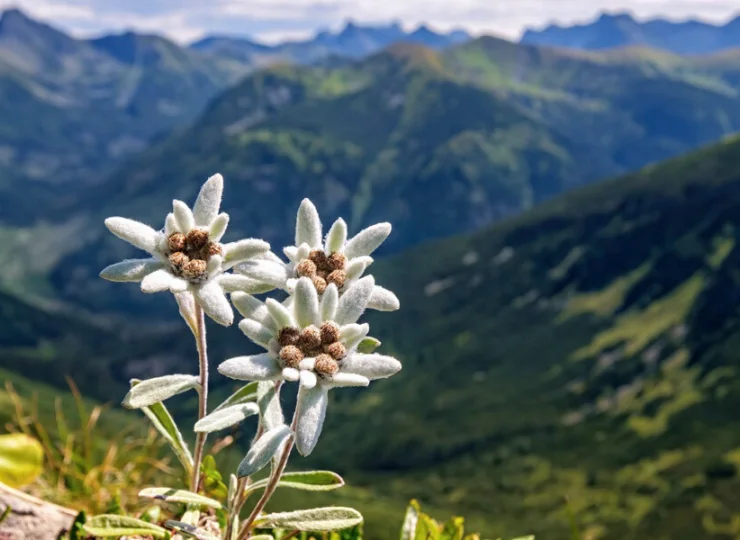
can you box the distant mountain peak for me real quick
[522,9,740,54]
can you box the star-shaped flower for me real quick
[236,199,400,313]
[218,276,401,455]
[100,173,271,326]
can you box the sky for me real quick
[1,0,739,44]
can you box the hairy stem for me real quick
[238,402,299,539]
[190,303,209,492]
[225,380,280,539]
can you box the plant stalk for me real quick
[226,381,279,539]
[191,303,209,492]
[237,401,299,539]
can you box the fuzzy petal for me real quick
[324,218,347,254]
[294,277,321,328]
[328,372,370,387]
[345,256,374,281]
[344,223,391,259]
[295,199,322,249]
[295,385,329,457]
[320,283,339,321]
[193,173,223,227]
[335,276,375,325]
[340,353,401,380]
[165,213,179,235]
[105,217,161,254]
[339,323,370,350]
[300,370,318,389]
[282,367,300,381]
[266,298,295,329]
[236,259,288,288]
[283,246,299,262]
[100,259,162,282]
[296,243,312,262]
[223,239,270,265]
[209,213,230,242]
[141,269,179,293]
[298,358,316,371]
[367,285,400,311]
[173,200,195,232]
[239,319,275,348]
[218,354,281,381]
[217,274,274,294]
[194,280,233,326]
[231,293,276,331]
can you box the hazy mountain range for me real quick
[191,21,470,66]
[522,11,740,54]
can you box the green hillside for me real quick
[307,133,740,539]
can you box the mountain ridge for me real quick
[522,11,740,54]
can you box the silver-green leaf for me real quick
[214,382,259,412]
[257,381,284,432]
[83,515,168,538]
[132,380,193,475]
[194,403,259,433]
[248,470,344,493]
[255,507,363,531]
[123,374,199,409]
[139,487,222,509]
[237,425,292,478]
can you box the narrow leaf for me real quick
[140,487,222,509]
[214,382,260,412]
[194,403,259,433]
[257,381,284,432]
[123,374,199,409]
[83,515,168,538]
[237,425,292,478]
[255,507,363,531]
[248,470,344,493]
[133,380,193,475]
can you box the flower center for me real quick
[166,230,222,283]
[278,321,346,377]
[295,249,347,293]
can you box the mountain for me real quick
[522,11,740,54]
[314,132,740,538]
[190,21,471,65]
[21,37,740,314]
[0,8,250,224]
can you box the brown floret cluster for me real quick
[277,321,347,377]
[295,249,347,293]
[166,229,222,282]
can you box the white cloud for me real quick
[0,0,738,43]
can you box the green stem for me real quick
[225,380,281,539]
[237,399,299,539]
[191,303,209,492]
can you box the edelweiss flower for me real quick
[100,173,271,326]
[236,199,400,312]
[218,276,401,455]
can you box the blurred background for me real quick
[3,0,740,538]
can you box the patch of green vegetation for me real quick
[573,272,705,361]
